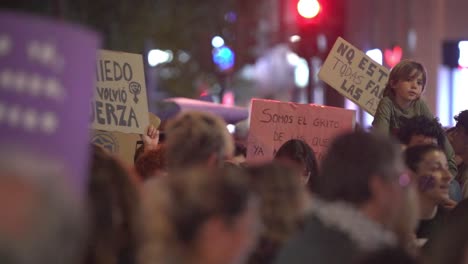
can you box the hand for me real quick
[455,155,463,166]
[141,125,159,152]
[441,197,457,210]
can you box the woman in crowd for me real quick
[274,139,318,193]
[139,166,260,264]
[246,162,309,264]
[86,145,141,264]
[404,145,452,245]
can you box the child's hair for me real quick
[383,59,427,97]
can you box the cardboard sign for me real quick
[91,50,149,134]
[0,11,100,194]
[247,99,356,164]
[91,130,141,165]
[318,37,390,116]
[91,112,161,165]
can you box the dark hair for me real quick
[404,144,443,172]
[87,145,140,264]
[234,142,247,157]
[134,144,167,181]
[397,116,445,147]
[355,247,421,264]
[454,110,468,134]
[314,131,401,205]
[424,199,468,264]
[383,60,427,97]
[274,139,318,192]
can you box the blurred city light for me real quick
[295,57,309,88]
[365,49,383,65]
[286,52,300,66]
[458,41,468,68]
[289,35,301,43]
[297,0,321,19]
[211,36,225,49]
[148,49,173,67]
[177,50,191,63]
[226,124,236,133]
[212,45,235,71]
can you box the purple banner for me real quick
[0,11,100,196]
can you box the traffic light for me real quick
[296,0,322,25]
[297,0,321,20]
[293,0,344,59]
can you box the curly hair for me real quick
[455,110,468,134]
[397,116,445,147]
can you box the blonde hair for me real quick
[247,162,306,242]
[383,60,427,97]
[165,111,233,169]
[139,167,253,264]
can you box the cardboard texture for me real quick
[318,37,390,116]
[247,99,356,164]
[91,49,149,133]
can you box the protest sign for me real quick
[91,50,149,134]
[247,99,355,164]
[0,11,100,195]
[318,37,390,116]
[91,130,140,165]
[91,112,161,165]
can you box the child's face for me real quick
[392,70,424,103]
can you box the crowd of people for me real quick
[1,59,468,264]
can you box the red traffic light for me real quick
[297,0,321,19]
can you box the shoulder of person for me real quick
[376,96,395,110]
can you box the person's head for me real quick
[397,116,445,148]
[404,145,451,205]
[315,131,406,227]
[165,111,234,170]
[140,167,259,264]
[245,162,308,264]
[87,145,141,264]
[0,172,85,264]
[134,144,167,181]
[450,110,468,157]
[383,60,427,103]
[247,162,307,242]
[274,139,318,192]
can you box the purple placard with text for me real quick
[0,11,100,196]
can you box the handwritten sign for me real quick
[91,50,149,134]
[0,11,100,195]
[318,37,390,115]
[247,99,355,164]
[91,112,161,165]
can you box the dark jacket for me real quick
[274,215,359,264]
